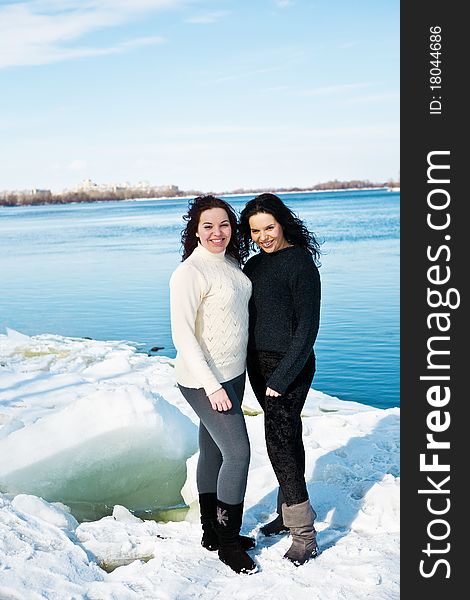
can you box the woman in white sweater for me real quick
[169,195,256,575]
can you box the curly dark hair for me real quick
[180,195,242,264]
[238,193,322,265]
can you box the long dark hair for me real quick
[239,193,322,265]
[181,195,242,264]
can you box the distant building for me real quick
[80,179,98,191]
[155,185,179,194]
[30,189,52,201]
[58,180,180,199]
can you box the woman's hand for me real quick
[208,388,233,411]
[266,387,281,397]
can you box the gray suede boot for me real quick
[281,500,318,565]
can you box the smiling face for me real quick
[248,212,290,253]
[197,207,232,253]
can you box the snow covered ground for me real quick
[0,329,399,599]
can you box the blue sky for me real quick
[0,0,399,193]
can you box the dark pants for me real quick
[247,350,315,507]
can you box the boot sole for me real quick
[219,556,258,575]
[284,547,319,565]
[261,527,289,537]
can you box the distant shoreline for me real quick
[222,186,399,199]
[0,183,399,208]
[129,186,392,203]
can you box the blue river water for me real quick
[0,189,399,409]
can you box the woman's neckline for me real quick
[260,244,296,257]
[193,242,226,261]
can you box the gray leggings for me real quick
[178,373,250,505]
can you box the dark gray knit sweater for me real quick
[243,245,321,394]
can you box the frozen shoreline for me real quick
[0,329,400,599]
[0,186,394,208]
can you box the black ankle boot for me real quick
[260,487,289,536]
[260,513,290,536]
[216,500,257,574]
[199,493,255,551]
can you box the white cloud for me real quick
[195,48,305,84]
[297,83,373,96]
[215,66,282,83]
[119,35,165,49]
[68,159,88,171]
[338,91,400,105]
[275,0,294,7]
[186,11,228,24]
[0,0,179,68]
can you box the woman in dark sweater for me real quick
[239,193,322,566]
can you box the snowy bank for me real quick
[0,329,399,599]
[0,329,197,521]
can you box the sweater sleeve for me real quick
[266,257,321,394]
[169,265,222,396]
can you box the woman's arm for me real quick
[266,258,321,394]
[169,266,222,396]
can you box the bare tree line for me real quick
[0,179,398,207]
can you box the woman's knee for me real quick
[198,444,222,465]
[223,436,250,469]
[235,434,251,465]
[239,439,251,466]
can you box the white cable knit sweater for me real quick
[169,243,252,396]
